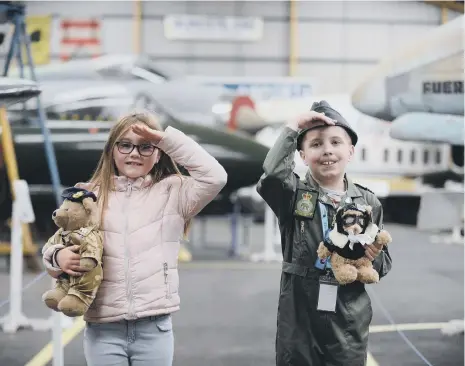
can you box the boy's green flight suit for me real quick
[257,127,392,366]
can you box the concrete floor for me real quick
[0,219,463,366]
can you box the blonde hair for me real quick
[88,111,190,237]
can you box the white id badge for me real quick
[317,277,339,312]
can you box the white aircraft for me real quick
[236,94,452,225]
[254,94,451,191]
[351,15,464,183]
[351,15,464,249]
[351,15,463,122]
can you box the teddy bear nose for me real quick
[52,210,57,218]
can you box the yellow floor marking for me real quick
[367,351,380,366]
[22,305,449,366]
[25,316,86,366]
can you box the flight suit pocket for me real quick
[340,285,373,326]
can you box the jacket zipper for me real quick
[162,186,172,300]
[124,182,135,318]
[163,262,171,299]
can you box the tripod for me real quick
[1,1,62,205]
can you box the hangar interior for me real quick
[7,0,461,93]
[0,1,464,366]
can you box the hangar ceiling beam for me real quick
[133,0,142,54]
[425,1,464,14]
[288,0,299,76]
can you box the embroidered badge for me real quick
[72,191,84,199]
[294,190,317,218]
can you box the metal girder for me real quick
[425,1,464,13]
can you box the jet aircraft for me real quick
[235,93,452,225]
[0,78,269,238]
[8,54,232,128]
[351,15,464,186]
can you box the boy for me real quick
[257,100,392,366]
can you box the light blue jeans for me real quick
[83,314,174,366]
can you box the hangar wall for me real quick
[11,1,463,93]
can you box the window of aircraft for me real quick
[383,149,389,162]
[423,150,429,164]
[397,149,403,163]
[410,150,416,164]
[361,147,366,161]
[436,149,442,164]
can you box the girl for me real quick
[42,111,228,366]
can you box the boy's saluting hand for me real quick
[287,111,337,131]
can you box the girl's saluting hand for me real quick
[132,124,165,144]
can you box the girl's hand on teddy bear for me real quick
[57,245,88,276]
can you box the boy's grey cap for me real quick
[296,100,358,150]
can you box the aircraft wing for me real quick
[390,112,464,145]
[0,77,41,107]
[8,78,224,127]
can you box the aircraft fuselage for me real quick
[352,16,464,121]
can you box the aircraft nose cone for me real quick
[351,78,389,120]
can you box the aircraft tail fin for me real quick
[228,96,266,132]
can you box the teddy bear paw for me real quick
[333,265,358,285]
[58,295,88,317]
[375,230,392,246]
[42,289,67,311]
[317,242,331,259]
[357,267,379,284]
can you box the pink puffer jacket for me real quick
[44,126,227,323]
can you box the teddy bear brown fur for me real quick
[42,188,103,317]
[317,203,392,285]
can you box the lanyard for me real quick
[319,202,329,237]
[316,201,332,270]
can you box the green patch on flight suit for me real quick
[293,189,318,219]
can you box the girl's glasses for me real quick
[116,141,157,157]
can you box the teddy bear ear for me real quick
[82,197,97,214]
